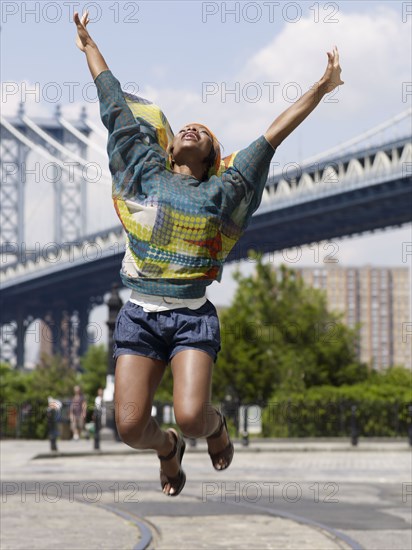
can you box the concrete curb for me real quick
[32,440,411,459]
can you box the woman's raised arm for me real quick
[73,12,163,194]
[264,46,344,150]
[74,11,109,80]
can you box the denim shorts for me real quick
[113,299,221,363]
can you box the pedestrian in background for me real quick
[47,396,62,451]
[69,385,87,440]
[94,387,106,428]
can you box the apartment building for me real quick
[295,266,411,370]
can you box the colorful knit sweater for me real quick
[95,70,276,298]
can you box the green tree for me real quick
[263,365,412,437]
[28,354,78,400]
[78,344,175,406]
[155,366,174,402]
[1,362,30,404]
[213,256,367,403]
[1,355,78,439]
[79,344,108,402]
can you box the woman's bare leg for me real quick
[115,354,180,493]
[171,349,230,466]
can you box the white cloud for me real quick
[239,6,410,117]
[137,6,411,155]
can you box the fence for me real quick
[1,399,411,441]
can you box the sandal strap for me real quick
[206,410,224,441]
[208,441,233,463]
[159,431,187,497]
[207,413,235,471]
[157,430,177,461]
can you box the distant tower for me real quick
[0,105,92,368]
[0,103,29,261]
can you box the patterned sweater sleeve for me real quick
[94,70,162,195]
[223,135,276,227]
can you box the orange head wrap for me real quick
[123,93,235,179]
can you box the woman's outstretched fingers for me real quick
[323,45,344,89]
[334,46,340,65]
[334,46,344,85]
[74,10,89,29]
[81,10,89,27]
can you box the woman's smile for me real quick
[182,132,198,141]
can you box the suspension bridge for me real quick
[1,104,411,367]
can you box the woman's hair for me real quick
[203,127,222,179]
[202,143,217,178]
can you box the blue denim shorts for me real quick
[113,299,221,363]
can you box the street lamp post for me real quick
[93,405,101,450]
[350,405,358,446]
[102,284,123,441]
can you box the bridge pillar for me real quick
[15,309,26,369]
[76,303,90,359]
[48,306,61,358]
[47,303,71,364]
[43,306,83,369]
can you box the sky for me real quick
[1,1,411,363]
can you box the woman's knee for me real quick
[175,407,210,438]
[115,403,151,448]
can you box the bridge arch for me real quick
[321,165,339,186]
[297,173,314,193]
[344,158,364,181]
[399,142,412,165]
[371,151,391,174]
[261,187,272,204]
[275,179,292,197]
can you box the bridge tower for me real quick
[0,104,92,368]
[0,103,29,261]
[52,105,89,243]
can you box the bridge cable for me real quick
[21,115,111,184]
[0,116,111,187]
[302,107,412,165]
[83,118,108,140]
[58,116,107,157]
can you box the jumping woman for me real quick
[74,11,343,496]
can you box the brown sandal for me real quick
[206,411,234,471]
[158,429,186,497]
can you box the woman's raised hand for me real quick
[73,9,108,79]
[74,11,92,52]
[320,45,344,92]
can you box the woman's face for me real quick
[170,123,214,163]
